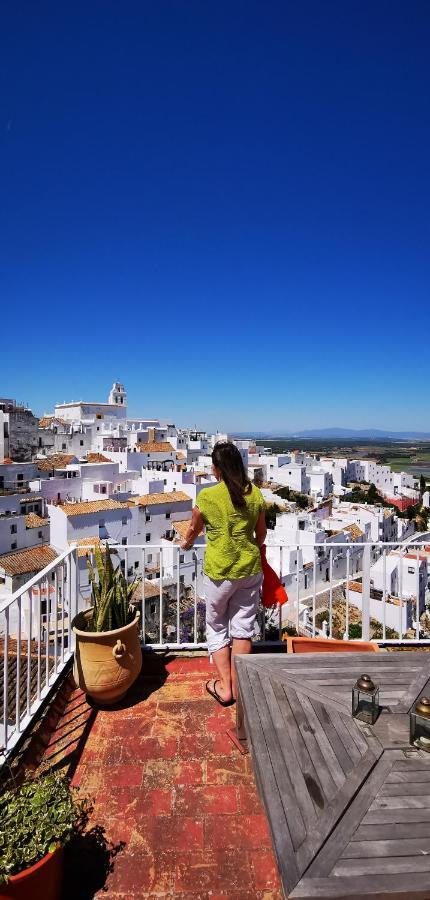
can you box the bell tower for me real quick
[108,382,127,407]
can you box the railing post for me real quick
[70,548,78,651]
[361,543,371,641]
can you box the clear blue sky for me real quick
[1,1,429,432]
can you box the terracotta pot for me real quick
[72,609,142,705]
[0,846,63,900]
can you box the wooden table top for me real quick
[235,651,430,899]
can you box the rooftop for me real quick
[37,454,77,471]
[35,654,282,898]
[0,544,58,576]
[84,453,113,464]
[133,492,193,507]
[59,499,131,516]
[25,513,48,529]
[137,442,176,453]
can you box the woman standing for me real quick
[180,441,267,705]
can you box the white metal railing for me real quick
[1,536,430,763]
[0,546,78,765]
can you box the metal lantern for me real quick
[410,697,430,752]
[352,674,379,725]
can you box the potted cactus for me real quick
[0,772,90,900]
[72,546,142,705]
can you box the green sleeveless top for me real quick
[196,481,265,580]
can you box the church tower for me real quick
[108,382,127,407]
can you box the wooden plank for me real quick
[308,695,357,775]
[341,837,430,858]
[294,692,348,786]
[398,664,430,712]
[372,794,430,809]
[291,872,430,898]
[332,854,430,876]
[325,705,364,766]
[305,752,397,877]
[285,686,340,801]
[380,781,430,796]
[235,659,301,893]
[246,667,308,846]
[260,673,319,828]
[363,807,430,825]
[270,677,327,809]
[393,757,430,771]
[296,748,380,875]
[354,822,430,841]
[387,770,430,783]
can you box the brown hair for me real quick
[211,441,252,509]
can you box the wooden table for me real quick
[235,651,430,899]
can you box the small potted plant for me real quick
[0,772,90,900]
[72,546,142,705]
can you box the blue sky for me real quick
[1,1,429,432]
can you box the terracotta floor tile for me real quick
[204,814,272,850]
[252,849,282,890]
[206,756,251,785]
[37,656,279,898]
[174,785,238,816]
[174,849,253,893]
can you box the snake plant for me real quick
[86,545,136,632]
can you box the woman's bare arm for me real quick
[180,506,205,550]
[255,508,267,548]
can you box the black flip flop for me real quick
[206,679,235,707]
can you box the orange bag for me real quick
[260,545,288,608]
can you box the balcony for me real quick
[1,538,429,895]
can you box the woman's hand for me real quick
[179,506,205,552]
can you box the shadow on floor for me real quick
[62,826,125,899]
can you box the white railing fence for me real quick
[1,538,429,762]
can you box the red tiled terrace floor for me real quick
[39,654,283,899]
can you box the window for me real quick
[180,575,185,584]
[122,517,127,525]
[38,530,43,538]
[11,542,17,550]
[134,561,139,569]
[147,554,152,562]
[62,443,66,450]
[122,537,127,546]
[164,479,167,486]
[408,566,415,575]
[17,473,23,482]
[166,512,171,519]
[145,514,151,522]
[146,534,151,542]
[10,524,17,534]
[80,440,84,446]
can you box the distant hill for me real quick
[291,428,430,440]
[232,428,430,440]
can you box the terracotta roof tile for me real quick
[344,524,364,539]
[69,537,108,557]
[59,499,130,517]
[137,442,175,453]
[85,454,113,464]
[38,416,67,428]
[37,454,77,471]
[25,513,48,529]
[0,545,58,576]
[172,519,192,539]
[132,491,192,507]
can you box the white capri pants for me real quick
[203,572,263,654]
